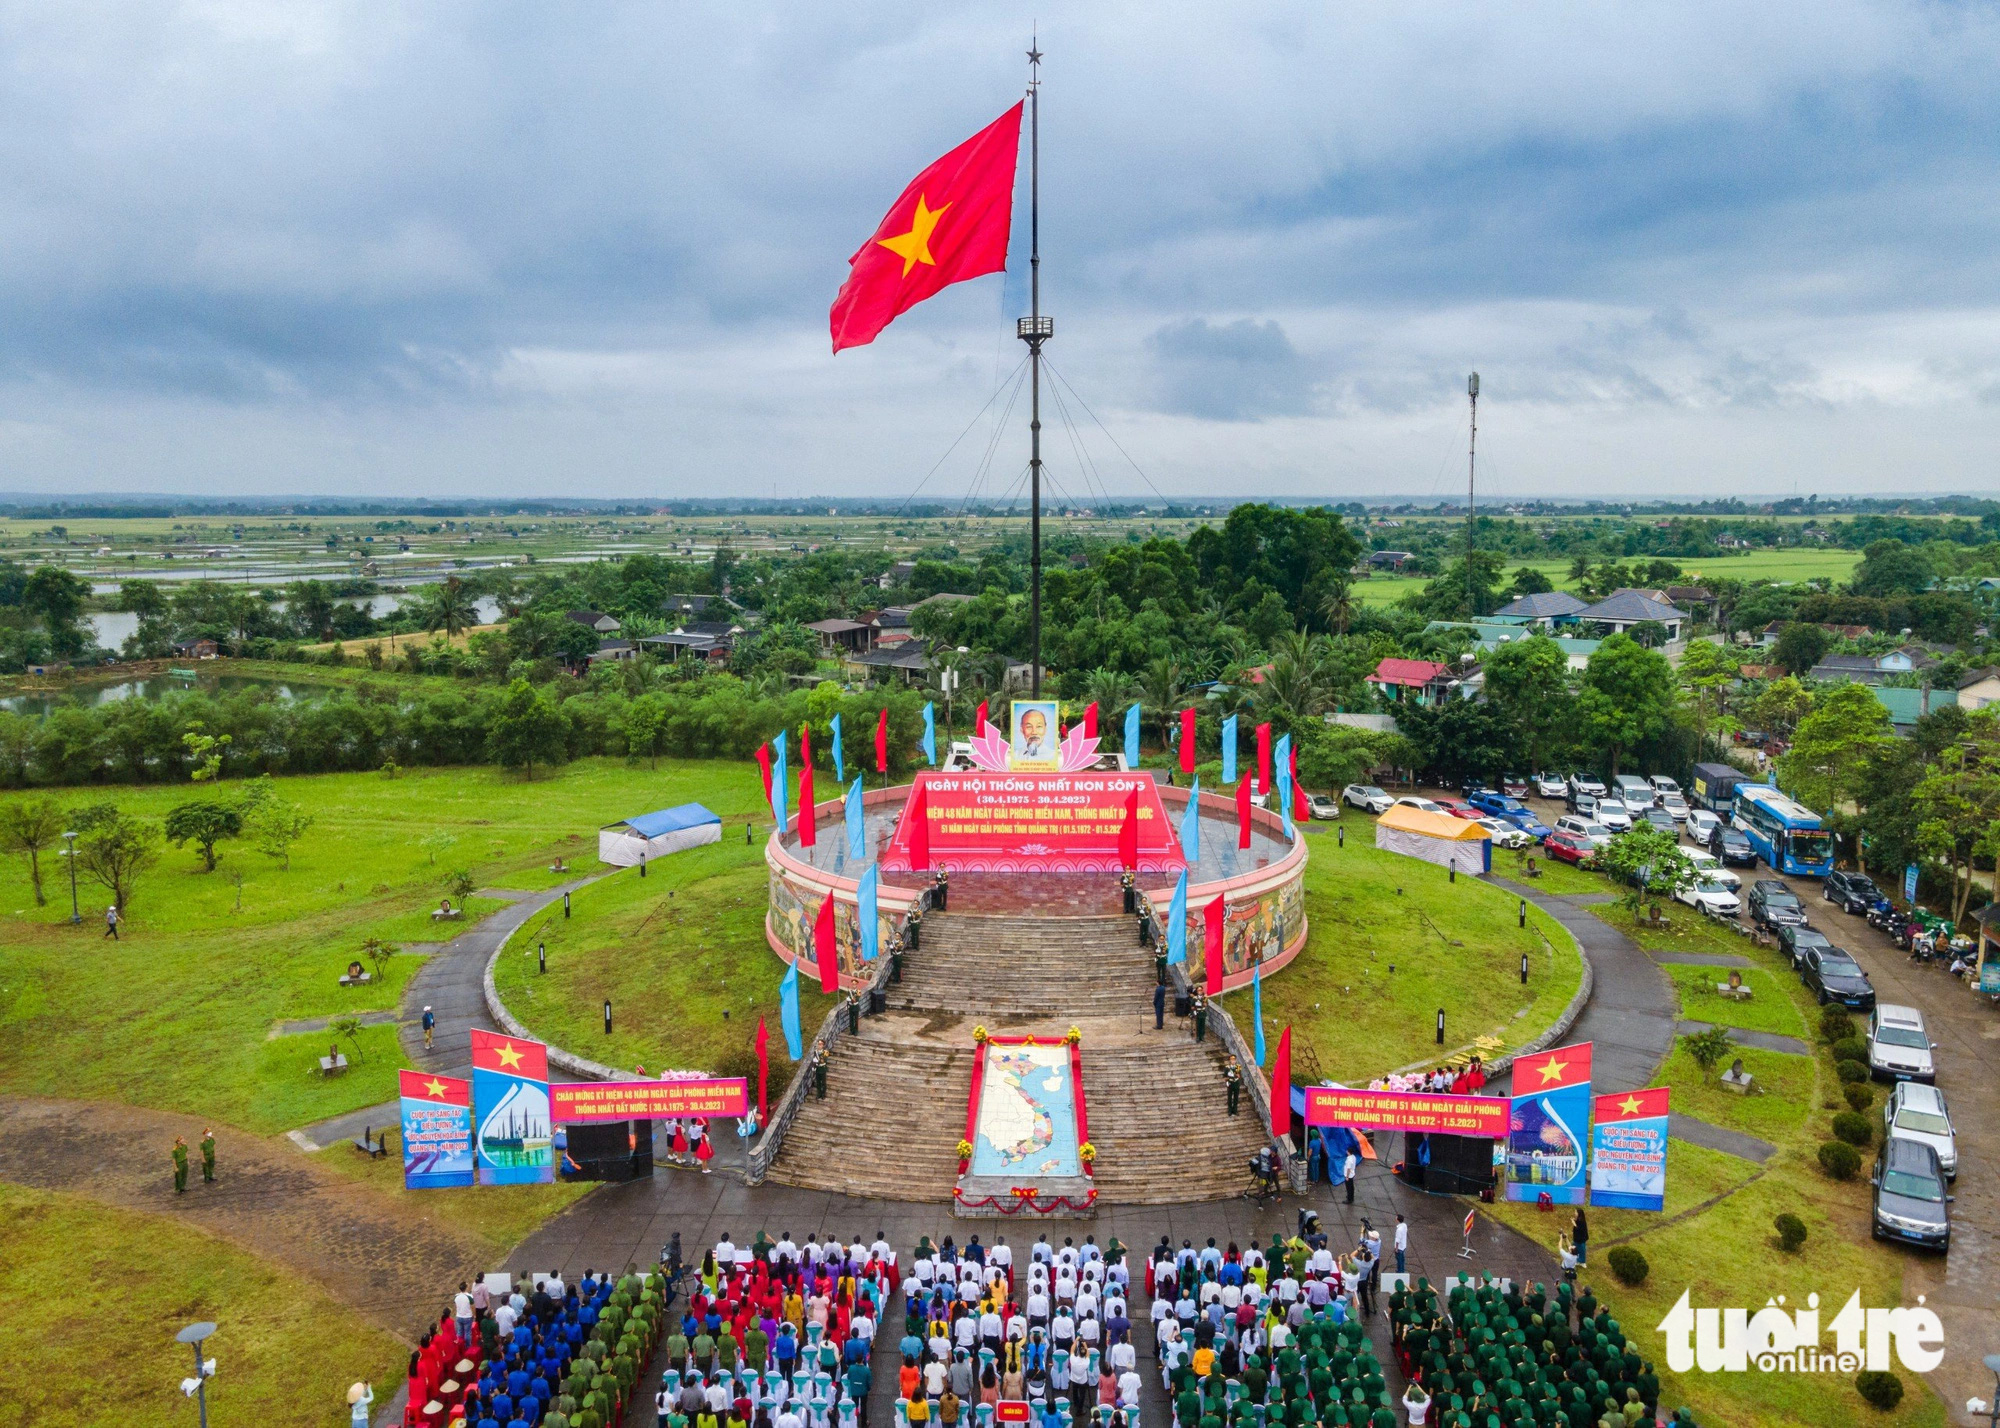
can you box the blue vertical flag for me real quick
[1180,776,1201,864]
[921,703,937,766]
[844,775,866,862]
[1221,715,1237,785]
[858,864,880,962]
[778,960,803,1060]
[1166,870,1188,965]
[830,714,845,783]
[1252,960,1267,1066]
[1275,733,1294,840]
[1124,703,1141,767]
[772,730,790,836]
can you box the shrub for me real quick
[1855,1370,1903,1411]
[1832,1036,1868,1064]
[1682,1025,1736,1080]
[1832,1111,1874,1147]
[1842,1083,1874,1112]
[1819,1006,1854,1043]
[1606,1247,1649,1286]
[1835,1059,1869,1084]
[1818,1140,1861,1180]
[1773,1213,1807,1252]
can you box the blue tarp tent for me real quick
[598,802,722,866]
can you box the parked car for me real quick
[1570,791,1601,820]
[1343,784,1394,814]
[1394,796,1445,815]
[1642,807,1679,834]
[1543,828,1598,865]
[1553,815,1615,851]
[1870,1136,1951,1252]
[1776,924,1835,970]
[1500,773,1531,798]
[1867,1004,1937,1083]
[1748,879,1807,928]
[1649,774,1683,798]
[1566,772,1607,802]
[1801,947,1877,1011]
[1467,791,1552,838]
[1684,849,1740,890]
[1711,826,1756,867]
[1460,783,1500,805]
[1613,774,1658,810]
[1675,877,1742,917]
[1476,817,1534,850]
[1824,870,1886,915]
[1685,809,1722,846]
[1306,793,1341,820]
[1533,772,1568,798]
[1658,790,1690,823]
[1884,1082,1956,1179]
[1437,798,1483,820]
[1594,799,1634,833]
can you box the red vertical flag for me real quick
[1203,897,1225,996]
[1179,708,1197,774]
[975,700,989,736]
[1291,743,1309,820]
[1118,786,1140,870]
[1256,722,1272,794]
[875,708,890,774]
[797,727,817,847]
[1236,772,1254,850]
[830,104,1024,352]
[907,781,930,871]
[755,742,774,812]
[1084,702,1099,740]
[754,1017,770,1124]
[813,894,840,994]
[1270,1026,1293,1141]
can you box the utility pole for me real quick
[1467,371,1479,615]
[1018,39,1051,696]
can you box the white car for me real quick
[1343,783,1393,814]
[1675,877,1742,917]
[1685,809,1722,845]
[1683,849,1740,890]
[1475,817,1533,850]
[1884,1082,1956,1179]
[1867,1005,1937,1084]
[1533,772,1567,798]
[1658,791,1690,823]
[1553,815,1615,851]
[1306,793,1341,820]
[1649,775,1683,798]
[1394,796,1445,814]
[1594,799,1634,832]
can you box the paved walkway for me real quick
[1674,1019,1810,1056]
[300,876,599,1149]
[0,1096,489,1336]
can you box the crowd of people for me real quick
[1366,1061,1489,1097]
[403,1266,667,1427]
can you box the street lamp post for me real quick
[177,1321,217,1428]
[61,830,79,924]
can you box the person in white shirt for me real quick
[1026,1288,1050,1326]
[871,1235,894,1263]
[1076,1313,1100,1353]
[715,1233,737,1265]
[707,1381,731,1413]
[1118,1368,1142,1407]
[991,1238,1013,1273]
[923,1359,949,1397]
[1268,1320,1290,1351]
[852,1310,876,1343]
[914,1257,937,1288]
[1402,1380,1431,1425]
[953,1314,979,1352]
[776,1409,803,1428]
[1051,1310,1075,1352]
[494,1302,516,1338]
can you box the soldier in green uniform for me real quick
[1225,1058,1243,1115]
[1193,993,1208,1043]
[200,1128,216,1184]
[171,1136,189,1193]
[812,1045,829,1099]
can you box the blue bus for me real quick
[1731,784,1835,877]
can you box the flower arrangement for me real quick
[957,1139,974,1160]
[972,1025,989,1043]
[1062,1026,1082,1045]
[1078,1142,1097,1165]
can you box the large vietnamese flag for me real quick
[830,104,1023,352]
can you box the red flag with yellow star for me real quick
[830,103,1023,352]
[470,1027,549,1083]
[1512,1041,1593,1092]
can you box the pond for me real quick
[0,674,338,720]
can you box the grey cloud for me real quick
[1146,317,1316,421]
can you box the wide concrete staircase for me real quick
[767,906,1269,1205]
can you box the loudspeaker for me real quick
[1421,1133,1495,1196]
[562,1120,655,1182]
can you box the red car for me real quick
[1437,799,1483,820]
[1544,829,1596,865]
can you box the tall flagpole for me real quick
[1019,40,1051,696]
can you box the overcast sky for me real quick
[1,1,1997,503]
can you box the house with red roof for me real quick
[1365,657,1460,706]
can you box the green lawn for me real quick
[0,756,769,1131]
[1664,964,1808,1040]
[1227,843,1585,1082]
[310,1146,595,1255]
[1480,1136,1759,1254]
[1349,547,1859,612]
[1658,1041,1813,1141]
[493,838,836,1098]
[0,1181,401,1428]
[1490,847,1606,897]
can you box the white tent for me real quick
[1373,804,1491,874]
[598,803,722,867]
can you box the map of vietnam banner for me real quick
[399,1069,474,1189]
[471,1029,554,1186]
[1590,1086,1670,1210]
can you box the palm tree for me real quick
[1318,577,1356,636]
[1139,657,1183,758]
[419,576,480,640]
[1254,654,1333,738]
[1084,668,1141,723]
